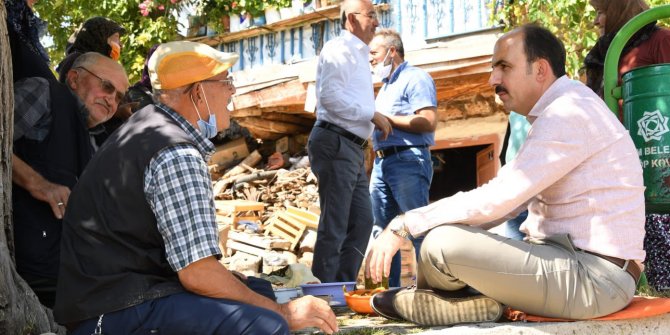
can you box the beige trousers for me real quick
[417,224,636,319]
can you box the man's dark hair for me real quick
[520,24,566,78]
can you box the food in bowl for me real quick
[344,288,386,315]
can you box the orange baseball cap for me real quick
[148,41,239,90]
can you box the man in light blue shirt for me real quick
[367,28,437,288]
[500,111,532,240]
[308,0,391,283]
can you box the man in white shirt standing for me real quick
[308,0,391,283]
[365,24,645,326]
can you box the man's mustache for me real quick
[495,86,508,95]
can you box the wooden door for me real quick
[476,144,496,187]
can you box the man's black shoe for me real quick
[369,286,412,321]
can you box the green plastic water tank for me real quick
[622,64,670,212]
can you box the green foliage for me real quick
[492,0,669,79]
[201,0,298,31]
[203,0,244,16]
[32,0,304,83]
[33,0,188,83]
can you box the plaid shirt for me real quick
[13,77,52,142]
[13,77,88,143]
[143,103,220,272]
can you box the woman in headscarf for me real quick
[5,0,54,81]
[585,0,670,293]
[584,0,670,102]
[56,16,125,83]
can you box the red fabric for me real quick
[504,297,670,322]
[614,28,670,119]
[619,28,670,77]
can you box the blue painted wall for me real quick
[222,0,492,72]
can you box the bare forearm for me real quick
[178,256,338,333]
[12,154,71,218]
[387,107,437,133]
[178,257,281,314]
[12,154,45,192]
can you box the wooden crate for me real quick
[215,200,265,230]
[285,206,319,229]
[264,212,307,250]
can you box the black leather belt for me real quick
[584,250,641,283]
[375,145,428,159]
[314,120,368,149]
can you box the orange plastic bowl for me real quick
[344,289,378,315]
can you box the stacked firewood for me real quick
[212,151,319,222]
[207,139,323,279]
[260,168,319,215]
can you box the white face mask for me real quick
[372,49,392,81]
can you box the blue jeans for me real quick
[502,210,528,241]
[370,147,433,287]
[70,292,289,335]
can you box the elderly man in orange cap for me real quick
[53,41,338,335]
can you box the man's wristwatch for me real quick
[389,215,410,239]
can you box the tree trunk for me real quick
[0,3,64,334]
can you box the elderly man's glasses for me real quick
[201,77,235,90]
[76,66,125,103]
[353,12,378,20]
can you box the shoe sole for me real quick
[393,290,503,326]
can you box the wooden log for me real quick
[223,150,262,179]
[214,167,277,196]
[230,106,263,117]
[231,171,279,189]
[272,105,313,114]
[244,127,285,141]
[257,80,308,108]
[237,117,310,134]
[261,112,315,127]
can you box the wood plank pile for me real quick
[218,204,320,277]
[209,141,321,277]
[214,166,319,223]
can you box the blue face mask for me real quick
[190,86,218,139]
[197,113,218,139]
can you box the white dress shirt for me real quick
[400,76,646,262]
[315,30,375,139]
